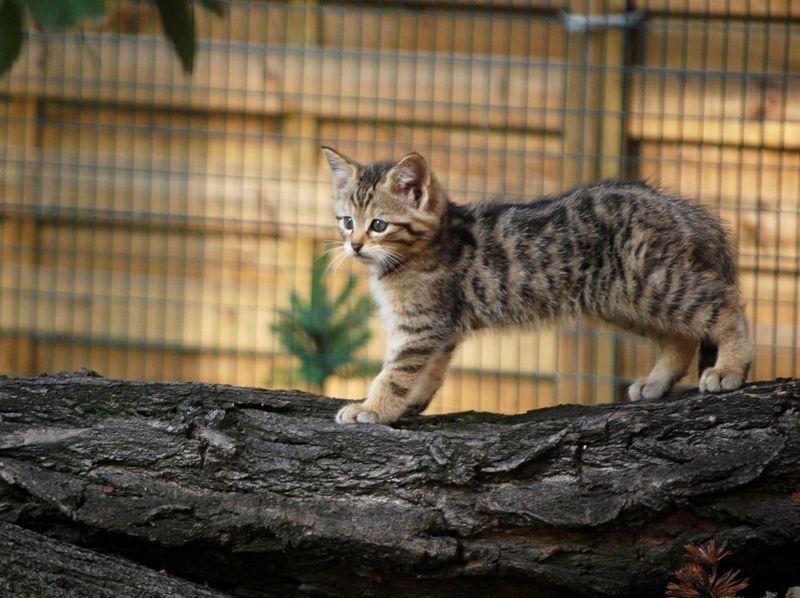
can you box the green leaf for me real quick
[0,0,25,75]
[153,0,196,74]
[20,0,104,28]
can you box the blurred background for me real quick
[0,0,797,414]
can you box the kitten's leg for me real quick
[628,335,698,401]
[336,335,459,425]
[699,304,753,393]
[400,347,455,417]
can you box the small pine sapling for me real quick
[272,251,376,393]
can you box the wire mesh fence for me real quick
[0,0,797,414]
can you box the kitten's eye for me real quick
[370,219,388,233]
[341,216,354,231]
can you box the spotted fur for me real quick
[322,147,754,425]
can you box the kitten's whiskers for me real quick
[325,245,349,274]
[378,246,406,273]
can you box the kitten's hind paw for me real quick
[699,368,744,394]
[627,378,671,402]
[335,402,380,424]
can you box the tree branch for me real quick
[1,371,798,596]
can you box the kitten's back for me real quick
[440,181,737,339]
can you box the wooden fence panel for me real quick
[321,7,565,58]
[3,33,564,133]
[0,235,317,353]
[318,120,565,198]
[1,2,797,412]
[636,0,800,18]
[629,73,800,150]
[639,142,800,273]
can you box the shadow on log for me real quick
[1,370,799,597]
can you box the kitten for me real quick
[321,147,754,425]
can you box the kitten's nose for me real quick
[351,242,363,254]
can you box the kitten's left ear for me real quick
[321,146,360,193]
[387,152,431,210]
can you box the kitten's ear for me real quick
[321,146,359,193]
[387,152,431,209]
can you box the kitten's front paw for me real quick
[335,402,380,424]
[628,378,670,401]
[699,368,744,393]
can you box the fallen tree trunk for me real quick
[0,371,798,597]
[0,522,226,597]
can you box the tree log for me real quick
[0,522,226,597]
[0,371,798,597]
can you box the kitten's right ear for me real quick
[321,146,359,193]
[387,152,431,210]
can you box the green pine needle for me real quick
[271,252,375,391]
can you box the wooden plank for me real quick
[19,337,296,390]
[0,335,35,376]
[453,328,558,376]
[0,98,36,146]
[27,223,318,283]
[101,1,290,46]
[0,145,334,230]
[35,103,284,172]
[740,270,800,382]
[643,18,800,74]
[637,1,800,20]
[629,72,800,149]
[284,0,322,170]
[0,249,318,354]
[596,1,627,180]
[408,0,607,9]
[196,2,289,45]
[103,2,567,56]
[437,371,557,415]
[561,33,601,186]
[7,135,558,232]
[408,0,566,7]
[639,142,800,272]
[32,341,205,383]
[290,50,562,133]
[3,34,279,114]
[321,7,565,58]
[319,120,565,199]
[639,142,800,205]
[2,33,564,132]
[1,118,563,234]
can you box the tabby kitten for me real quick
[321,147,754,425]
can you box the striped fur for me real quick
[322,147,754,425]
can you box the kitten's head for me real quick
[321,147,445,272]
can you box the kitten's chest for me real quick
[368,276,394,324]
[368,270,441,328]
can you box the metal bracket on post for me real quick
[558,9,646,33]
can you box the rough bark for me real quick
[0,522,226,597]
[0,370,798,597]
